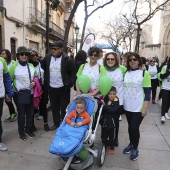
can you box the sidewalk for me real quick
[0,90,170,170]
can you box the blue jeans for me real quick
[0,98,4,143]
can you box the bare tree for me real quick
[101,16,135,52]
[63,0,84,52]
[122,0,170,53]
[79,0,114,50]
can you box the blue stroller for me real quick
[49,94,106,170]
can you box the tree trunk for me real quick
[63,0,84,53]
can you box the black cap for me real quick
[51,41,63,48]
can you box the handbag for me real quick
[17,64,32,104]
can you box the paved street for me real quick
[1,89,170,170]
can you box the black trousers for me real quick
[13,93,34,135]
[49,86,70,126]
[125,111,144,149]
[5,99,16,115]
[161,89,170,116]
[101,127,115,148]
[151,79,158,100]
[0,98,4,143]
[113,105,124,141]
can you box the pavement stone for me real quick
[0,89,170,170]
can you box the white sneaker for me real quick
[155,99,160,103]
[119,115,122,121]
[165,113,170,120]
[161,116,165,123]
[0,143,8,151]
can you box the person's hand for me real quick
[142,108,147,117]
[101,100,105,105]
[5,97,11,103]
[70,122,75,127]
[75,122,82,127]
[107,101,112,105]
[77,91,82,95]
[30,81,36,88]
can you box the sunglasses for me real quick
[90,54,98,57]
[106,58,115,61]
[51,47,60,51]
[30,54,38,57]
[129,58,137,62]
[1,53,5,55]
[20,53,29,56]
[150,60,155,63]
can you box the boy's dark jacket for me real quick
[99,96,119,129]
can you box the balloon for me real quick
[99,76,112,96]
[77,74,91,93]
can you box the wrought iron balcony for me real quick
[49,21,65,40]
[28,7,46,30]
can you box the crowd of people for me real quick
[0,41,169,163]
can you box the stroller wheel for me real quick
[97,142,106,167]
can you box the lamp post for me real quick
[45,0,60,54]
[74,24,79,54]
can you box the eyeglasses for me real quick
[51,47,60,51]
[150,60,155,63]
[1,53,5,55]
[30,54,38,57]
[129,58,137,62]
[20,53,29,56]
[106,58,115,61]
[90,54,98,57]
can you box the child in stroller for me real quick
[49,94,106,170]
[100,86,119,154]
[66,97,91,128]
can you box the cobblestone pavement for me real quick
[0,89,170,170]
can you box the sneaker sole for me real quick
[123,150,132,154]
[131,156,138,161]
[25,133,34,138]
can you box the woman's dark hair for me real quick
[109,86,117,93]
[88,46,100,57]
[141,56,146,65]
[126,52,142,71]
[103,52,120,68]
[75,50,87,63]
[1,49,11,64]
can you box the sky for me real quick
[75,0,125,32]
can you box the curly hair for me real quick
[103,52,120,68]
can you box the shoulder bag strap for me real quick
[27,63,32,83]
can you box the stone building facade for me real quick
[138,2,170,62]
[0,0,75,58]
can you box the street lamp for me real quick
[46,0,60,54]
[74,24,79,54]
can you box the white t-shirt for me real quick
[49,56,63,88]
[35,62,44,84]
[82,63,100,90]
[14,64,35,93]
[106,68,124,105]
[162,65,170,90]
[123,70,151,112]
[148,65,157,79]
